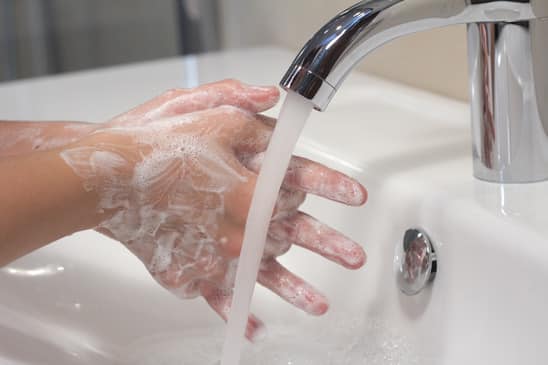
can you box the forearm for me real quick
[0,121,96,157]
[0,149,105,266]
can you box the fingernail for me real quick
[342,243,367,269]
[250,324,268,343]
[342,177,367,206]
[310,299,329,316]
[246,318,266,343]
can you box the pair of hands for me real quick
[61,80,367,339]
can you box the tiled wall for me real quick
[220,0,469,101]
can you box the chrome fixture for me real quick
[280,0,548,183]
[395,228,437,296]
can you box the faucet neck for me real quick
[281,0,541,111]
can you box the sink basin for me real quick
[1,47,548,364]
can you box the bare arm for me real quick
[0,148,103,266]
[0,121,95,157]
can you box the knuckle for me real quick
[216,104,240,113]
[216,105,252,119]
[221,78,243,88]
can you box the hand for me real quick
[59,80,367,340]
[201,151,367,339]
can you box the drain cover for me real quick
[395,228,437,296]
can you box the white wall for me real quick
[220,0,469,100]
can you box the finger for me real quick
[192,79,280,113]
[272,189,306,220]
[222,155,257,226]
[192,105,274,155]
[243,153,367,206]
[268,212,366,270]
[200,283,265,342]
[113,79,280,125]
[263,237,292,258]
[223,154,305,225]
[221,190,303,257]
[258,259,329,316]
[228,112,275,155]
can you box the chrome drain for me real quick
[395,228,437,296]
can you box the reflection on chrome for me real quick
[1,264,65,277]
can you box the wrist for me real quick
[59,130,139,225]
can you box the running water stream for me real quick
[220,91,313,365]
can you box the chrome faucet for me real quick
[280,0,548,183]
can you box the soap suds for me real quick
[0,123,93,156]
[112,80,279,127]
[62,110,248,298]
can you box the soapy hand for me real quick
[59,80,367,340]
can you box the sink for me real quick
[1,47,548,364]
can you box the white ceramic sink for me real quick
[1,47,548,364]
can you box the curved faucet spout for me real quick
[280,0,542,111]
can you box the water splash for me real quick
[116,317,420,365]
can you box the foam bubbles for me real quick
[62,111,250,299]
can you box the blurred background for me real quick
[0,0,468,100]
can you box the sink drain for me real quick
[394,228,437,296]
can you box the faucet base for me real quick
[468,20,548,183]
